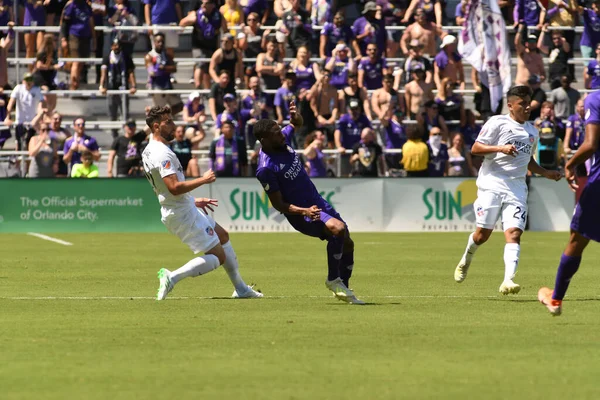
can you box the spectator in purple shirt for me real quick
[460,109,481,150]
[60,0,95,90]
[320,11,360,59]
[455,0,467,25]
[242,0,269,23]
[304,130,328,177]
[215,93,243,138]
[290,46,321,91]
[143,0,183,59]
[358,43,388,90]
[580,2,600,59]
[63,116,101,169]
[23,0,46,66]
[514,0,544,32]
[324,43,356,90]
[334,99,372,176]
[383,117,406,170]
[274,70,297,124]
[584,43,600,90]
[353,2,387,58]
[240,76,271,144]
[434,35,465,91]
[146,33,183,115]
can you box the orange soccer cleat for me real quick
[538,287,563,316]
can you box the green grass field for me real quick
[1,232,600,400]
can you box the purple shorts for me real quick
[286,207,345,240]
[571,180,600,243]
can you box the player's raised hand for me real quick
[499,144,518,157]
[289,100,304,127]
[544,169,562,182]
[565,165,579,192]
[289,100,297,118]
[304,205,322,221]
[202,169,216,184]
[195,198,219,213]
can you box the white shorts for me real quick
[162,207,219,254]
[473,189,528,232]
[153,27,179,48]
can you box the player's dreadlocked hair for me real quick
[253,119,278,141]
[506,85,532,101]
[146,106,171,130]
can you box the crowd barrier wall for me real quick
[0,178,575,233]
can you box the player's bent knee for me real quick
[326,219,346,237]
[214,223,229,244]
[504,228,522,244]
[473,228,492,244]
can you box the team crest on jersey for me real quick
[476,206,484,217]
[205,226,214,236]
[162,160,171,169]
[529,136,535,143]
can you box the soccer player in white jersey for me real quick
[141,106,262,300]
[454,86,562,294]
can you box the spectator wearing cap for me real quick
[146,33,184,115]
[334,99,372,176]
[209,33,244,92]
[353,2,387,58]
[290,46,321,91]
[320,11,360,59]
[538,24,572,89]
[434,35,465,92]
[397,39,433,87]
[372,74,405,128]
[324,43,356,90]
[402,0,442,27]
[310,70,339,142]
[340,73,372,120]
[241,76,271,144]
[180,0,227,89]
[60,0,95,90]
[100,39,137,139]
[401,125,429,177]
[427,127,448,177]
[417,100,448,142]
[256,39,285,93]
[350,127,384,177]
[358,43,388,90]
[550,75,579,120]
[63,117,101,170]
[274,70,297,124]
[183,91,207,137]
[435,77,465,130]
[107,0,139,58]
[215,93,242,138]
[3,72,45,151]
[209,120,248,177]
[171,125,199,177]
[584,42,600,90]
[280,0,312,58]
[514,25,545,86]
[400,8,444,57]
[578,1,600,59]
[208,70,236,121]
[143,0,183,60]
[107,119,147,178]
[404,62,434,120]
[71,151,99,178]
[528,74,546,120]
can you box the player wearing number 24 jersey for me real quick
[538,90,600,316]
[454,86,562,295]
[141,106,262,301]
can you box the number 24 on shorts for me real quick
[513,206,527,221]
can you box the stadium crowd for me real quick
[0,0,594,178]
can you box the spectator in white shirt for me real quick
[3,72,46,150]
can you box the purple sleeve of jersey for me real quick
[321,22,331,36]
[257,166,280,193]
[585,93,600,124]
[455,3,463,18]
[85,137,99,151]
[63,138,72,154]
[216,115,223,128]
[282,125,294,145]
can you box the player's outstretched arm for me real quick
[162,169,216,196]
[289,100,303,129]
[266,190,321,221]
[471,141,518,157]
[527,157,561,181]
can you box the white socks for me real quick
[170,254,220,285]
[503,243,520,281]
[463,233,479,260]
[222,241,248,293]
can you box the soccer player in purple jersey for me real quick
[253,101,364,304]
[539,91,600,316]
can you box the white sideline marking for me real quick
[27,233,73,246]
[0,295,546,300]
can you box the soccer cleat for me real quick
[454,256,471,283]
[325,278,358,303]
[499,280,521,295]
[347,293,366,305]
[538,287,562,316]
[232,284,264,299]
[156,268,174,301]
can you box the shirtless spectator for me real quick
[310,71,339,141]
[434,35,465,91]
[514,25,546,86]
[372,74,405,127]
[339,73,372,120]
[400,8,444,57]
[404,62,434,119]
